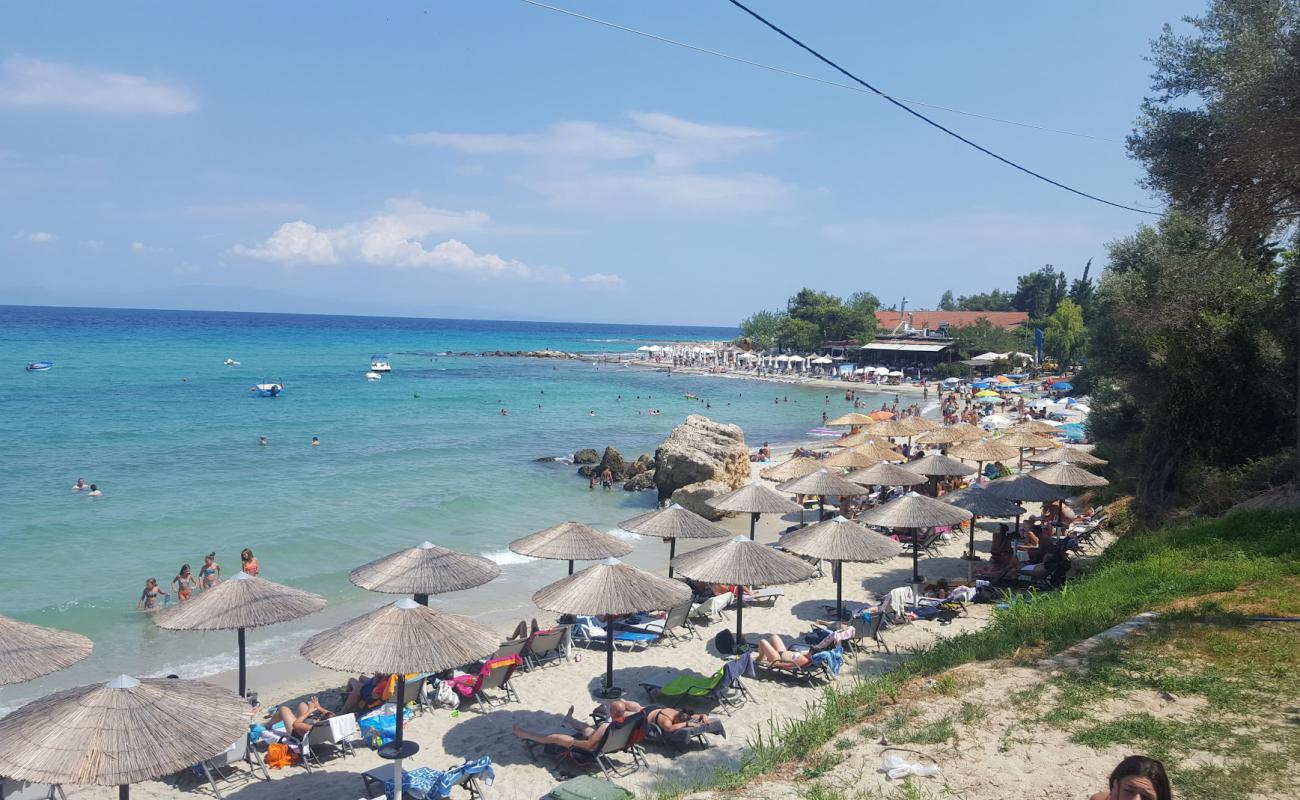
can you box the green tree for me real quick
[775,316,821,351]
[1068,259,1097,321]
[949,318,1025,359]
[956,289,1014,311]
[1043,298,1087,366]
[739,310,784,350]
[1012,265,1068,319]
[938,290,956,311]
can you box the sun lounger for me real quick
[639,652,755,713]
[882,586,915,626]
[591,704,725,751]
[689,592,731,621]
[490,637,528,664]
[361,756,493,800]
[0,779,65,800]
[571,617,658,651]
[755,649,835,685]
[742,587,785,606]
[525,712,648,780]
[523,627,568,671]
[616,602,698,644]
[199,734,270,799]
[450,654,522,711]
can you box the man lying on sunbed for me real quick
[512,699,714,750]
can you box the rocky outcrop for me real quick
[623,470,656,491]
[669,480,731,520]
[573,448,600,465]
[481,349,578,359]
[653,415,749,501]
[597,447,628,480]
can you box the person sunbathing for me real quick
[512,719,611,752]
[755,634,812,669]
[273,697,333,737]
[340,673,391,713]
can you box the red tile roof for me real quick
[875,310,1029,331]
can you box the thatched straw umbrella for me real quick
[942,487,1026,559]
[1030,463,1110,528]
[777,469,870,525]
[0,675,250,800]
[826,412,875,427]
[533,559,690,697]
[760,456,822,482]
[301,598,498,789]
[827,431,873,448]
[994,430,1058,470]
[779,517,903,618]
[671,536,815,652]
[1028,447,1108,466]
[866,419,916,439]
[849,461,929,489]
[858,492,973,583]
[350,541,500,605]
[509,521,633,576]
[619,504,730,577]
[0,616,92,686]
[914,427,967,446]
[822,447,884,470]
[1011,419,1060,435]
[900,416,940,433]
[983,473,1066,535]
[905,453,977,496]
[153,572,325,697]
[948,439,1020,481]
[706,483,802,541]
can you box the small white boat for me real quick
[25,361,53,372]
[223,358,240,366]
[251,383,283,397]
[369,355,392,373]
[365,371,382,381]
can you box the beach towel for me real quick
[811,646,843,675]
[358,703,413,746]
[948,585,976,603]
[432,756,495,797]
[885,586,915,616]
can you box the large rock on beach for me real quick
[669,480,731,520]
[573,448,600,465]
[597,446,628,480]
[653,415,749,501]
[623,470,656,492]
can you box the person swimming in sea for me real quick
[137,578,170,611]
[259,436,268,446]
[87,484,102,497]
[311,436,320,447]
[200,552,222,589]
[241,548,259,576]
[72,478,86,491]
[172,564,197,602]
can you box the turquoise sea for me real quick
[0,305,884,709]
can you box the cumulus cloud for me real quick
[393,112,791,212]
[14,231,55,243]
[130,241,173,254]
[234,199,620,285]
[0,56,198,115]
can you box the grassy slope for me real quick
[655,509,1300,797]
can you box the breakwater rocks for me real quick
[654,415,749,520]
[480,349,579,359]
[572,446,656,491]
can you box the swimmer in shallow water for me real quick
[311,436,320,447]
[259,436,268,446]
[172,564,197,601]
[72,478,86,491]
[200,552,222,589]
[137,578,170,611]
[88,484,102,497]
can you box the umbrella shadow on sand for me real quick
[860,563,932,596]
[217,768,368,800]
[439,707,557,766]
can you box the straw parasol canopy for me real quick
[1012,419,1060,435]
[0,616,92,686]
[301,598,499,675]
[1028,447,1108,466]
[534,558,691,695]
[905,454,977,478]
[914,427,967,446]
[857,441,907,462]
[778,468,870,524]
[619,504,731,576]
[996,431,1058,450]
[948,439,1020,465]
[760,456,822,482]
[671,535,816,651]
[849,461,929,487]
[706,483,802,540]
[1031,462,1110,488]
[866,419,916,438]
[0,675,250,797]
[900,416,941,433]
[153,571,326,697]
[509,520,633,575]
[780,517,904,618]
[349,541,500,603]
[984,473,1068,504]
[942,487,1026,559]
[826,412,875,427]
[858,492,974,583]
[822,447,885,469]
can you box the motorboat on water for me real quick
[25,361,53,372]
[365,371,382,381]
[224,358,241,366]
[252,383,283,397]
[369,355,392,373]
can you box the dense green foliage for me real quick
[1043,298,1087,366]
[736,288,878,351]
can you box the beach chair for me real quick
[689,592,731,622]
[742,587,786,606]
[400,674,432,714]
[0,779,65,800]
[490,636,528,664]
[290,712,359,771]
[855,612,890,655]
[592,705,724,752]
[455,654,523,711]
[640,652,755,713]
[571,617,658,651]
[524,627,569,670]
[199,734,270,799]
[755,649,835,686]
[882,586,915,627]
[526,712,648,780]
[901,529,944,558]
[616,602,698,645]
[361,757,492,800]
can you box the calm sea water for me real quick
[0,305,876,708]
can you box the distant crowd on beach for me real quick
[137,548,260,611]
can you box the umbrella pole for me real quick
[604,621,617,695]
[568,559,574,576]
[836,560,843,619]
[393,679,406,795]
[668,538,676,578]
[120,785,128,800]
[750,512,758,540]
[912,529,922,584]
[237,627,246,698]
[967,515,979,559]
[734,599,744,654]
[414,593,429,606]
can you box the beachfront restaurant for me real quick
[855,339,955,369]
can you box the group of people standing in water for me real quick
[137,548,260,610]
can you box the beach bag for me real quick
[265,742,299,769]
[358,703,413,747]
[433,679,458,709]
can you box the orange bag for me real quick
[265,742,300,769]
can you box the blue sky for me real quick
[0,1,1197,325]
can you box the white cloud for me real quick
[234,199,619,285]
[131,241,173,254]
[14,230,55,243]
[393,112,792,212]
[0,56,198,115]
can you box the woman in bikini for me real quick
[172,564,197,602]
[200,553,222,589]
[755,634,813,669]
[137,578,171,611]
[241,548,259,576]
[273,697,334,737]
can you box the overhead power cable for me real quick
[724,0,1159,215]
[518,0,1123,144]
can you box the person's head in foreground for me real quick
[1092,755,1171,800]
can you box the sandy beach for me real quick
[52,448,1083,800]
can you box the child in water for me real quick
[200,552,222,589]
[241,548,259,576]
[172,564,197,601]
[137,578,171,610]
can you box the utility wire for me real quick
[725,0,1160,215]
[518,0,1123,145]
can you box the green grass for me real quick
[646,509,1300,799]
